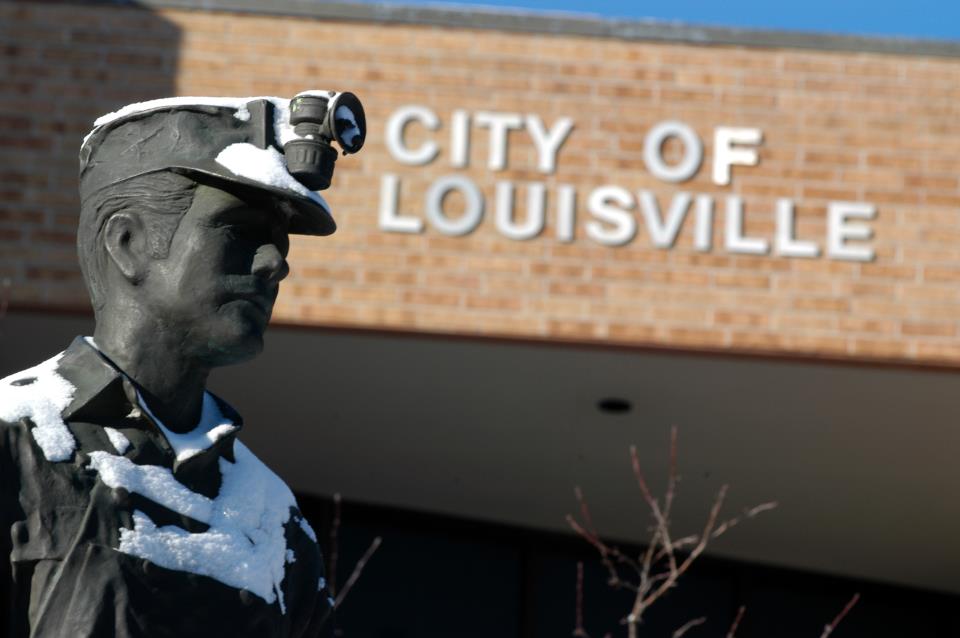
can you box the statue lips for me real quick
[230,287,277,320]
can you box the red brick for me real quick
[0,2,958,367]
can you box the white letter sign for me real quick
[386,105,439,165]
[643,121,703,183]
[378,173,423,233]
[475,111,524,171]
[775,199,819,258]
[525,115,575,174]
[587,186,636,247]
[426,175,485,236]
[828,202,876,262]
[713,127,762,185]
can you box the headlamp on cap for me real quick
[284,91,366,191]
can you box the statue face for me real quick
[141,182,291,367]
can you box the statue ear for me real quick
[102,212,149,284]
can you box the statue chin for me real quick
[189,297,273,367]
[208,325,267,368]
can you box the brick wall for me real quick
[0,1,183,312]
[3,2,960,365]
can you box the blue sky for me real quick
[378,0,960,41]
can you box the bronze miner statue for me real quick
[0,90,366,636]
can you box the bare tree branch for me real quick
[573,561,589,638]
[712,502,779,539]
[672,617,707,638]
[568,487,643,591]
[568,428,777,638]
[726,605,746,638]
[327,492,342,597]
[323,492,382,615]
[334,536,382,609]
[630,442,678,579]
[820,593,861,638]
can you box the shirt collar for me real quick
[57,336,244,466]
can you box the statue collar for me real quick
[56,336,243,482]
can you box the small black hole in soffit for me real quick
[596,397,632,414]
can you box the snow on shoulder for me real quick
[0,352,77,462]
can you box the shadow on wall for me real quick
[0,1,180,312]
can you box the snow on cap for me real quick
[79,91,355,237]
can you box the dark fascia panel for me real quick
[121,0,960,58]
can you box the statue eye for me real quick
[225,221,257,241]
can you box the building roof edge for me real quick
[128,0,960,58]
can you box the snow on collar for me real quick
[80,337,239,462]
[136,390,239,464]
[0,351,77,462]
[80,337,239,463]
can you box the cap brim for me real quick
[169,164,336,237]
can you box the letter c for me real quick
[385,105,439,165]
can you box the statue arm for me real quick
[0,421,32,636]
[0,422,15,634]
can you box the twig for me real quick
[573,561,589,638]
[334,536,382,609]
[712,502,779,539]
[672,617,707,638]
[820,593,861,638]
[572,488,643,574]
[726,605,746,638]
[628,484,728,626]
[327,493,341,597]
[576,485,599,538]
[568,488,642,589]
[630,443,678,579]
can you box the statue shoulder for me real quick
[0,352,77,460]
[229,440,298,502]
[226,440,310,535]
[0,352,73,420]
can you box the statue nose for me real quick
[252,243,289,283]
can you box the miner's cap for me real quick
[79,92,358,236]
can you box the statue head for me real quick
[76,92,365,367]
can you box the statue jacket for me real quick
[0,337,333,637]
